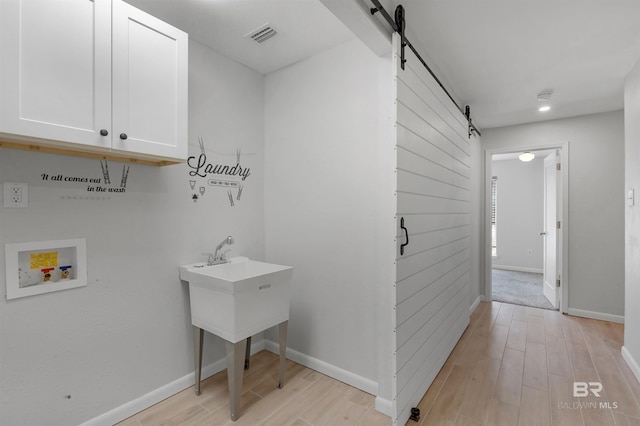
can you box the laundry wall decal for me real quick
[186,137,252,206]
[186,154,251,181]
[39,160,130,194]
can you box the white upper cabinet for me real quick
[112,0,187,160]
[0,0,112,149]
[0,0,188,164]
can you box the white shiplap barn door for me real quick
[392,33,472,425]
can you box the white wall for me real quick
[491,158,544,272]
[0,39,265,426]
[482,110,625,320]
[623,58,640,380]
[264,38,394,400]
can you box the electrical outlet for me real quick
[3,182,28,208]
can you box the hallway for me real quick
[413,302,638,425]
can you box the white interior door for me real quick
[543,152,558,308]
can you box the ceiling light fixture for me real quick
[519,152,535,162]
[537,90,553,113]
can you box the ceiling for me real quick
[126,0,640,130]
[124,0,354,75]
[395,0,640,129]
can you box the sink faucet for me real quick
[207,235,234,265]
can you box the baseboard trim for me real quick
[79,340,266,426]
[493,265,543,274]
[568,308,624,324]
[470,296,481,314]
[374,396,393,417]
[264,340,379,395]
[81,339,384,425]
[622,346,640,385]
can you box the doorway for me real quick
[485,145,569,313]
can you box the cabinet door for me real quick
[0,0,111,148]
[112,0,188,160]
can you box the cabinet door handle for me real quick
[400,217,409,256]
[119,133,128,140]
[100,129,109,136]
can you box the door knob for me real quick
[100,129,108,136]
[120,133,128,140]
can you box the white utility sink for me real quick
[179,258,293,421]
[179,260,293,343]
[179,259,292,294]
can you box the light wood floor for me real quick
[413,301,640,426]
[116,350,390,426]
[118,301,639,426]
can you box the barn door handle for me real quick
[400,217,409,256]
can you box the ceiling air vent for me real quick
[246,24,277,44]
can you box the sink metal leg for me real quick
[225,339,247,421]
[193,326,204,396]
[278,321,288,389]
[244,336,251,370]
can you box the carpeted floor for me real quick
[492,269,556,310]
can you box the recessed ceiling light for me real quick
[539,105,551,112]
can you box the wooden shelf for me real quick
[0,138,182,167]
